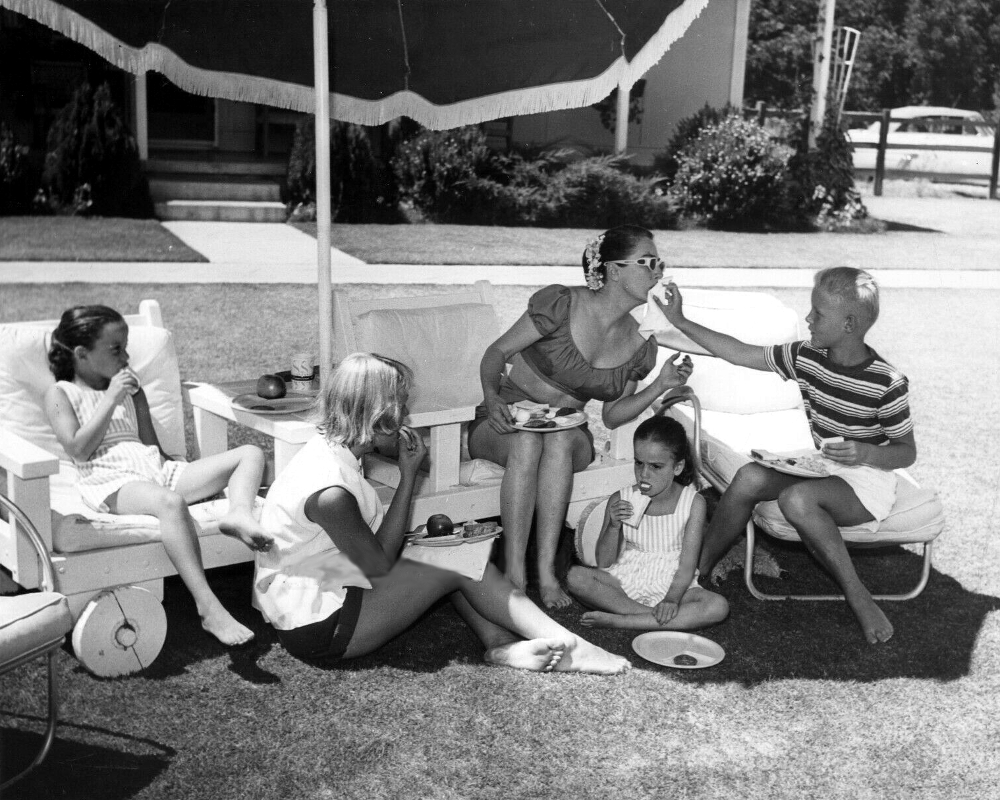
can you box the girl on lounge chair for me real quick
[254,352,630,674]
[566,416,729,631]
[45,305,271,646]
[469,225,692,608]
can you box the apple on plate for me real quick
[425,513,455,537]
[256,373,287,399]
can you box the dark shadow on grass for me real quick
[1,718,174,800]
[567,540,1000,686]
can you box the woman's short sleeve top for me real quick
[519,285,658,403]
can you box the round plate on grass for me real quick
[232,393,314,415]
[631,631,725,669]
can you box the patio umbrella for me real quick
[2,0,711,366]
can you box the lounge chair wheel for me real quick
[71,586,167,677]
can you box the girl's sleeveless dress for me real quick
[605,483,700,606]
[57,381,187,513]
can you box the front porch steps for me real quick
[146,152,287,223]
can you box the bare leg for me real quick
[344,561,630,674]
[469,424,542,591]
[111,482,253,646]
[174,445,271,552]
[778,479,892,644]
[583,587,729,631]
[566,565,648,615]
[535,429,593,609]
[698,464,798,575]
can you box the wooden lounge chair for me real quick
[0,301,255,676]
[330,281,637,531]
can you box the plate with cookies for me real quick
[631,631,725,669]
[508,401,586,432]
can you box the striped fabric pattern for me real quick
[56,381,172,511]
[605,483,697,605]
[764,341,913,448]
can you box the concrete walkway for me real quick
[3,195,997,288]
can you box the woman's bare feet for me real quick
[219,508,272,552]
[539,580,573,609]
[201,603,255,646]
[552,638,631,675]
[485,639,566,672]
[850,596,894,644]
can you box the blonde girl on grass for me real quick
[567,415,728,630]
[44,305,272,647]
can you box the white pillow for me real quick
[640,288,803,414]
[639,287,801,352]
[0,323,186,462]
[353,303,499,410]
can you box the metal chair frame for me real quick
[0,493,66,790]
[655,386,939,602]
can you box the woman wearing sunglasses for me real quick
[469,225,693,608]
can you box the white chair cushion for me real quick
[0,592,73,667]
[753,472,945,544]
[0,323,186,461]
[640,288,803,414]
[352,303,499,410]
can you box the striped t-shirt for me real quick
[764,341,913,448]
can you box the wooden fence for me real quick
[745,103,1000,200]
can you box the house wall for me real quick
[510,0,748,166]
[217,100,256,152]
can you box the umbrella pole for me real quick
[614,80,631,154]
[314,0,333,371]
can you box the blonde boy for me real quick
[658,267,916,644]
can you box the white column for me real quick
[614,81,630,154]
[313,0,333,370]
[135,72,149,160]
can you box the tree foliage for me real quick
[745,0,1000,112]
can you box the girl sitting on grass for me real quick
[45,305,271,647]
[567,416,729,631]
[254,352,631,674]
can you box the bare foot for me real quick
[201,606,255,647]
[485,639,566,672]
[219,508,273,553]
[850,597,894,644]
[539,581,573,609]
[553,638,631,675]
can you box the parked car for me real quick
[846,106,996,181]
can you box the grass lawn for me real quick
[0,218,206,262]
[1,283,998,800]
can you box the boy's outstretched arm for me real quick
[654,284,770,371]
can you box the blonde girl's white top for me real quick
[254,435,383,631]
[605,482,698,606]
[56,380,179,512]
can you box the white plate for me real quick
[631,631,726,669]
[750,448,830,478]
[232,393,314,416]
[512,412,586,432]
[408,526,503,547]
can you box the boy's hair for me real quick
[581,224,654,285]
[316,352,413,449]
[634,415,695,486]
[48,305,125,382]
[815,267,879,330]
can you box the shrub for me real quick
[783,108,869,231]
[653,103,736,184]
[390,126,498,222]
[40,82,152,217]
[0,123,34,215]
[285,117,396,222]
[669,115,789,229]
[533,155,675,229]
